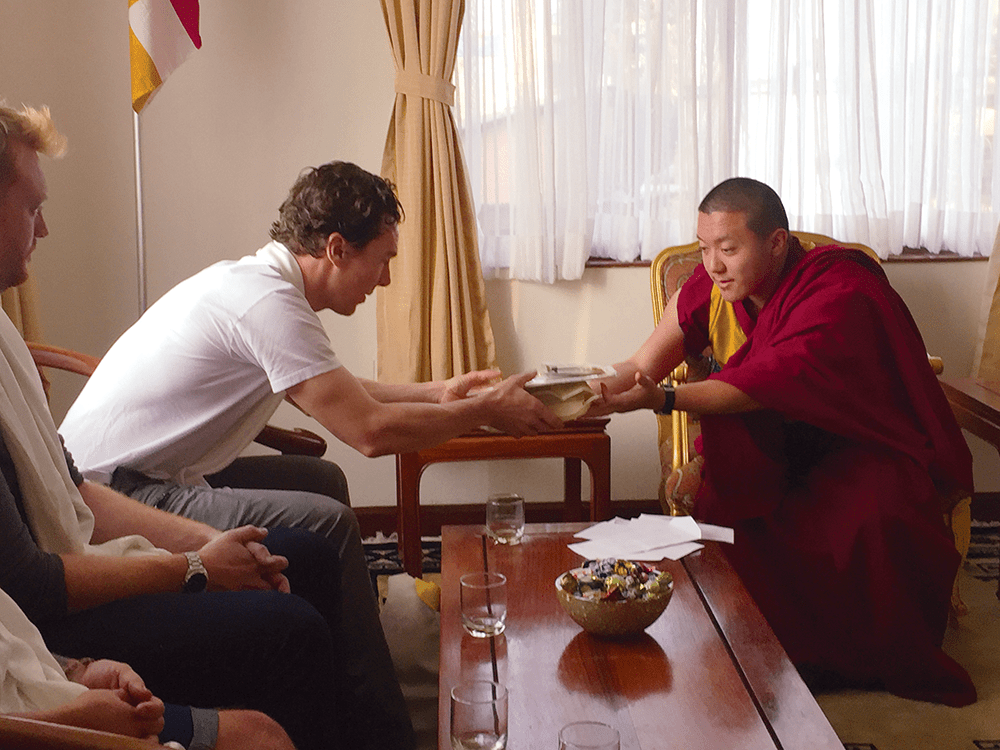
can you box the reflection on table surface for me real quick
[438,523,843,750]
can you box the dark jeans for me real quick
[40,527,342,750]
[109,457,415,750]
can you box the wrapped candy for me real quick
[562,558,670,602]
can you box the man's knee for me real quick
[308,456,351,506]
[265,514,357,565]
[215,710,296,750]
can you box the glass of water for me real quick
[486,493,525,545]
[558,721,620,750]
[451,680,508,750]
[460,571,507,637]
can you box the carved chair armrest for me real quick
[253,425,327,458]
[0,715,166,750]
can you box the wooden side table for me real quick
[939,376,1000,448]
[939,375,1000,598]
[395,418,611,576]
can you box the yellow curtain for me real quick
[378,0,497,383]
[1,276,43,341]
[972,220,1000,383]
[973,221,1000,382]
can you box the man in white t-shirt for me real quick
[0,102,391,750]
[60,161,561,748]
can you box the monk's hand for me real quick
[198,526,289,593]
[441,369,502,402]
[596,371,664,414]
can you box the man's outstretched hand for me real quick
[440,369,502,402]
[481,371,563,437]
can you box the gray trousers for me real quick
[110,454,414,750]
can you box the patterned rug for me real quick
[968,520,999,583]
[363,532,441,589]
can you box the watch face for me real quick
[183,572,208,594]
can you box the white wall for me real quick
[3,0,997,512]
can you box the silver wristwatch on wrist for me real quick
[182,550,208,593]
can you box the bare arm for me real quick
[287,367,562,457]
[60,551,188,613]
[595,292,688,397]
[61,526,289,612]
[589,293,760,416]
[78,480,219,551]
[356,378,445,403]
[595,369,760,413]
[357,369,501,404]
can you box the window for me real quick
[455,0,1000,281]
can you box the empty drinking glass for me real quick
[558,721,620,750]
[460,571,507,637]
[450,680,508,750]
[486,493,525,545]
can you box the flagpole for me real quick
[132,110,147,315]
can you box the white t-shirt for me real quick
[60,242,341,485]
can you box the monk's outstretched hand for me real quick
[587,371,663,416]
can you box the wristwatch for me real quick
[656,384,676,415]
[182,551,208,593]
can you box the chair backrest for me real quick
[650,231,880,326]
[647,231,931,485]
[649,233,943,375]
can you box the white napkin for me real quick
[568,515,733,562]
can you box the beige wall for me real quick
[3,0,997,510]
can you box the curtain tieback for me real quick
[394,69,456,106]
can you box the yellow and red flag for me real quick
[129,0,201,113]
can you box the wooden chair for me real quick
[27,342,328,459]
[0,715,167,749]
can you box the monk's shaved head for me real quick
[698,178,788,240]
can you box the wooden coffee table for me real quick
[439,523,842,750]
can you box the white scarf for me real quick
[0,312,164,556]
[0,313,168,713]
[0,588,86,713]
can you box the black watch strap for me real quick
[656,384,676,415]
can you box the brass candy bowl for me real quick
[555,562,673,638]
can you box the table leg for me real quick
[585,437,612,521]
[563,457,582,521]
[395,453,424,578]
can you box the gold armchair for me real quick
[650,232,941,510]
[649,232,968,613]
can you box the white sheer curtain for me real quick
[455,0,1000,281]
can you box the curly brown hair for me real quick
[270,161,404,257]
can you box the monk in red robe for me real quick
[595,177,976,706]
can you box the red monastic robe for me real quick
[676,245,976,706]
